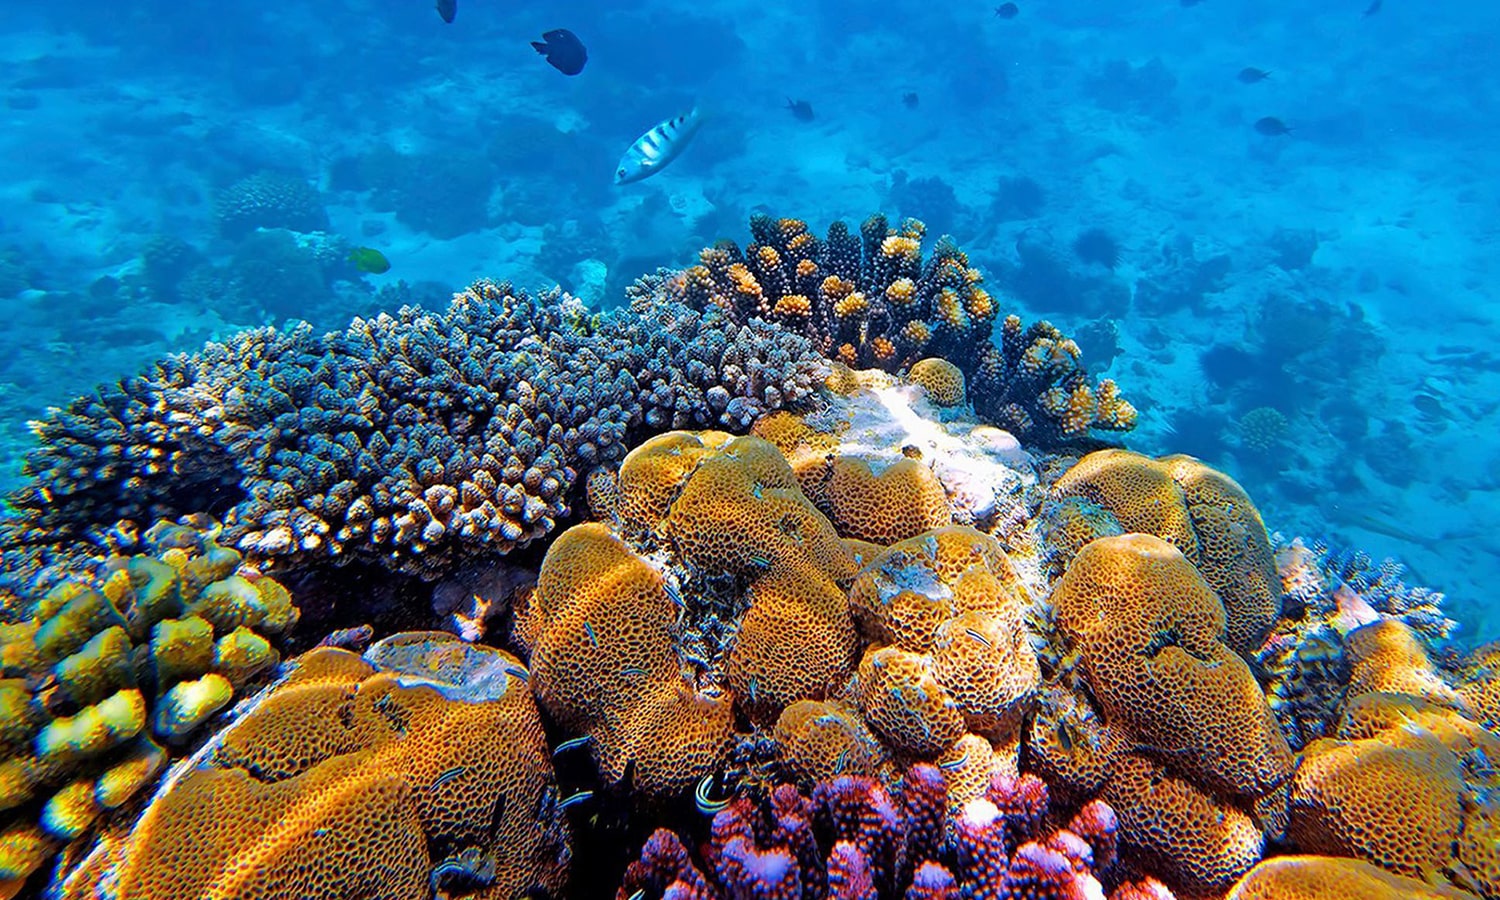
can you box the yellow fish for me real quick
[348,247,391,274]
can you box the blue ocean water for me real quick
[0,0,1496,638]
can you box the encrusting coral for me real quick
[52,631,571,900]
[213,171,330,240]
[642,212,1133,450]
[0,520,298,892]
[8,281,827,579]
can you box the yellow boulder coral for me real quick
[1051,450,1280,653]
[56,634,571,900]
[1228,856,1480,900]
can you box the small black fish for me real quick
[435,0,456,24]
[1254,116,1293,136]
[994,2,1019,18]
[786,98,814,121]
[1363,0,1382,16]
[902,91,920,109]
[531,29,587,76]
[1237,67,1271,84]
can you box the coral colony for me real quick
[2,216,1497,900]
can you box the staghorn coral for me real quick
[1035,533,1293,899]
[7,281,827,579]
[53,631,571,900]
[521,433,860,801]
[0,520,297,893]
[213,171,329,240]
[616,763,1150,900]
[1047,449,1281,654]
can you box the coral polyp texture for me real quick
[521,432,860,800]
[213,171,330,240]
[1227,856,1482,900]
[1035,533,1293,899]
[0,520,298,891]
[617,763,1155,900]
[1047,449,1281,654]
[53,631,571,900]
[642,212,1132,450]
[8,281,827,578]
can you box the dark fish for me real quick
[347,247,390,274]
[1254,116,1293,136]
[994,2,1019,17]
[902,91,919,109]
[1363,0,1382,15]
[531,29,587,76]
[435,0,456,24]
[786,98,814,122]
[1237,67,1271,84]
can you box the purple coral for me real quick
[617,765,1147,900]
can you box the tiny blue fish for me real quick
[584,621,599,647]
[432,766,468,789]
[965,628,993,649]
[939,751,969,771]
[504,664,529,682]
[553,735,592,756]
[615,108,703,185]
[621,666,648,678]
[558,790,594,810]
[696,772,732,816]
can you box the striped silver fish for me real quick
[614,108,702,185]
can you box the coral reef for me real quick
[52,631,571,899]
[521,432,860,800]
[214,171,329,240]
[7,282,827,578]
[1047,450,1281,654]
[1228,856,1481,900]
[752,367,1039,544]
[647,212,1130,449]
[617,763,1152,900]
[1032,533,1293,898]
[0,520,298,891]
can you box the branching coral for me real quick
[0,520,297,892]
[7,282,827,579]
[642,212,1129,450]
[617,763,1151,900]
[52,632,571,900]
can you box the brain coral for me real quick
[7,281,828,579]
[1040,533,1293,898]
[639,212,1131,450]
[1049,449,1281,654]
[0,520,296,893]
[54,631,571,900]
[522,432,860,800]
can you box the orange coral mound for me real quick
[1228,856,1481,900]
[57,636,570,900]
[1051,450,1279,653]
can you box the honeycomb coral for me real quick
[9,282,827,579]
[524,433,859,800]
[56,632,571,900]
[1045,534,1293,897]
[0,522,297,892]
[1050,450,1280,653]
[1228,856,1481,900]
[907,358,967,407]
